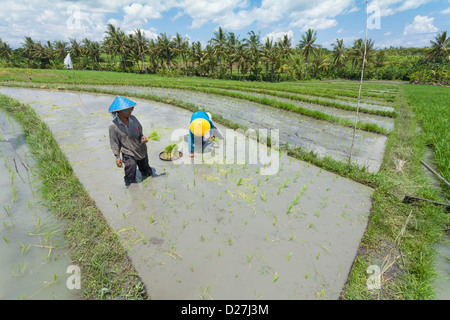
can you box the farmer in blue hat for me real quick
[108,96,154,187]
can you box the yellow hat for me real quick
[190,118,211,136]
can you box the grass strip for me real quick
[0,94,148,300]
[402,84,450,198]
[341,86,448,299]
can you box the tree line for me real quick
[0,25,449,84]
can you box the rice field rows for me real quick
[0,79,397,173]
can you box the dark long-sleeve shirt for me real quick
[109,115,147,160]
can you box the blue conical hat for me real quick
[108,96,137,113]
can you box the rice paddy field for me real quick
[0,68,448,300]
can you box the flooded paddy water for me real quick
[0,86,375,299]
[75,84,388,173]
[0,108,80,300]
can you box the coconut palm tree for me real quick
[210,26,227,73]
[244,30,262,80]
[156,32,175,69]
[332,39,345,71]
[426,30,450,62]
[311,47,331,78]
[172,32,189,72]
[225,32,239,78]
[277,34,293,61]
[69,38,82,65]
[53,40,68,63]
[0,39,12,62]
[130,29,149,72]
[261,37,280,82]
[298,29,318,77]
[232,41,248,80]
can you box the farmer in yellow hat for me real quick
[188,111,223,158]
[108,96,154,187]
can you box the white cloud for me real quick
[371,0,431,16]
[403,15,438,35]
[441,7,450,14]
[263,30,294,43]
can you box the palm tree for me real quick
[311,47,331,78]
[261,37,280,82]
[332,39,345,71]
[232,41,248,80]
[244,30,262,80]
[172,32,189,72]
[131,29,149,72]
[82,38,100,65]
[210,26,227,72]
[53,40,68,63]
[277,34,293,61]
[298,29,318,77]
[156,32,175,69]
[426,30,450,62]
[225,32,239,78]
[0,39,12,61]
[22,36,36,60]
[69,38,82,65]
[103,23,117,65]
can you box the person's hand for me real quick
[211,135,215,141]
[141,136,148,144]
[116,159,123,168]
[190,153,194,158]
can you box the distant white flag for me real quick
[64,53,73,69]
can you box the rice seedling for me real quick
[228,238,233,246]
[276,185,282,195]
[3,235,8,244]
[146,130,160,141]
[305,271,310,280]
[286,252,293,261]
[260,191,267,201]
[11,184,18,202]
[11,262,28,278]
[247,253,253,263]
[286,204,293,214]
[237,177,243,186]
[3,205,12,219]
[21,244,31,255]
[218,248,221,256]
[314,210,321,217]
[273,272,279,282]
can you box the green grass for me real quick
[402,84,450,198]
[0,94,148,300]
[342,86,448,300]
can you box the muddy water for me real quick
[0,87,374,299]
[0,109,80,300]
[222,89,395,131]
[72,84,388,173]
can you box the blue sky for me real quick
[1,0,449,49]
